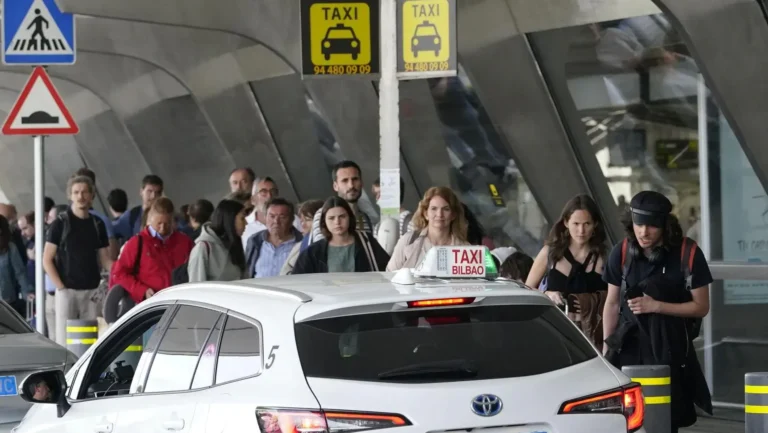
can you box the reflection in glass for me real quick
[405,67,547,255]
[144,306,220,393]
[530,9,768,409]
[704,280,768,405]
[533,15,704,223]
[191,314,224,389]
[304,94,379,225]
[215,316,261,384]
[531,13,767,248]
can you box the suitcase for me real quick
[25,297,36,329]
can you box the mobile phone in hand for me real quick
[625,285,644,300]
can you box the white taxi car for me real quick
[13,246,646,433]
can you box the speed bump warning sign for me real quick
[397,0,457,79]
[301,0,380,77]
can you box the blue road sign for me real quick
[2,0,76,65]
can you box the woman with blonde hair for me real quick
[386,186,469,271]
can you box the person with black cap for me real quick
[601,190,713,432]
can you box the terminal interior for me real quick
[0,0,766,429]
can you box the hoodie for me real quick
[188,223,247,282]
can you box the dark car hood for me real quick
[0,333,73,371]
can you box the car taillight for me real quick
[256,408,410,433]
[558,383,644,432]
[407,297,475,308]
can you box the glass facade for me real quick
[532,15,701,223]
[400,67,548,255]
[302,92,380,225]
[529,10,768,408]
[706,279,768,404]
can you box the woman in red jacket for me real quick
[111,197,194,304]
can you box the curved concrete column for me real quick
[55,2,385,202]
[1,50,232,206]
[454,0,622,236]
[76,17,302,200]
[56,0,302,70]
[652,0,768,188]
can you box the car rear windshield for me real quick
[0,302,32,334]
[294,304,597,382]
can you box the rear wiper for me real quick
[378,360,478,380]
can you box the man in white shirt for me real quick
[241,177,301,250]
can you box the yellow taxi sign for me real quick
[488,183,505,207]
[301,0,380,77]
[397,0,457,79]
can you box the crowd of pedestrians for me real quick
[0,159,713,432]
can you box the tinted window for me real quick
[79,308,169,400]
[294,304,596,382]
[215,316,261,384]
[144,306,221,393]
[0,301,31,334]
[190,314,224,389]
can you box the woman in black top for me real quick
[293,197,390,274]
[526,195,608,346]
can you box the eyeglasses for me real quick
[258,188,279,196]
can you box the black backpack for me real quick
[104,235,143,323]
[171,241,210,285]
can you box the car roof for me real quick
[160,272,550,322]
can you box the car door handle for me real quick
[93,422,113,433]
[162,419,185,431]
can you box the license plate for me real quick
[0,375,18,396]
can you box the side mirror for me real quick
[19,369,71,417]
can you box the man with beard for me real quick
[43,176,112,346]
[229,167,256,195]
[308,161,373,244]
[241,177,302,251]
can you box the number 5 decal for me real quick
[266,345,279,369]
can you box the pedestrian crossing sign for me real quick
[2,0,76,65]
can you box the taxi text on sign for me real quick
[2,66,79,135]
[301,0,380,78]
[396,0,457,79]
[431,246,486,278]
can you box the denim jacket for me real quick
[0,244,32,303]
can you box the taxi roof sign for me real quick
[413,246,498,279]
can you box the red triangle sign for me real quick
[2,67,79,136]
